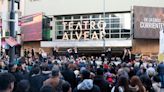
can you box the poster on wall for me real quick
[133,6,164,39]
[21,13,43,41]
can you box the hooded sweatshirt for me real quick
[77,79,93,90]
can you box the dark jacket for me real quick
[157,63,164,88]
[61,69,77,89]
[29,74,45,92]
[94,75,110,92]
[157,63,164,75]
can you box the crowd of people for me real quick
[0,48,164,92]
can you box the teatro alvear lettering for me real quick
[62,20,106,40]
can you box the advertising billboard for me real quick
[21,13,43,41]
[133,6,164,39]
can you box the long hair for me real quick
[130,76,145,92]
[114,76,129,92]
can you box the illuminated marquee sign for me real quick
[62,20,106,40]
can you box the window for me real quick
[111,24,120,28]
[56,16,62,20]
[111,29,119,33]
[64,16,71,19]
[121,34,130,38]
[111,34,119,38]
[83,15,89,19]
[111,18,120,23]
[55,13,131,39]
[92,14,99,18]
[74,15,80,19]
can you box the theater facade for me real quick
[21,0,164,57]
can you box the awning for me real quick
[5,37,19,47]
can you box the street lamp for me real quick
[9,0,15,63]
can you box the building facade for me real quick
[21,0,164,56]
[0,0,25,56]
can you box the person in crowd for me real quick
[27,48,30,59]
[73,69,101,92]
[29,66,44,92]
[15,79,30,92]
[38,48,43,62]
[66,48,72,59]
[72,47,78,59]
[52,47,59,59]
[146,63,156,78]
[129,76,146,92]
[41,50,48,62]
[157,61,164,88]
[40,64,51,78]
[94,68,110,92]
[40,85,53,92]
[122,48,131,63]
[152,75,161,92]
[0,73,15,92]
[106,48,112,63]
[117,67,129,79]
[140,75,154,92]
[24,49,27,58]
[111,76,129,92]
[62,81,72,92]
[61,63,77,89]
[8,63,25,92]
[136,64,148,77]
[43,67,65,92]
[31,48,35,58]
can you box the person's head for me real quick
[8,63,17,73]
[96,68,104,76]
[32,67,40,75]
[0,73,15,92]
[51,68,60,78]
[16,80,30,92]
[130,76,142,86]
[62,81,72,92]
[40,85,53,92]
[40,64,49,71]
[130,76,144,92]
[81,69,90,79]
[117,76,129,91]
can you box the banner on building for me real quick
[133,6,164,39]
[21,13,43,41]
[5,37,19,47]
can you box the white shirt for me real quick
[111,86,124,92]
